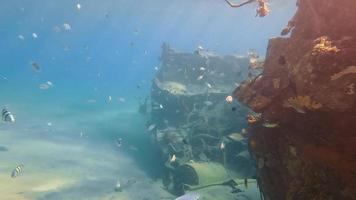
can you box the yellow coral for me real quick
[283,96,322,113]
[312,36,340,55]
[162,81,187,95]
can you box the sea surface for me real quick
[0,0,297,199]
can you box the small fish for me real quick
[11,164,24,178]
[262,122,279,128]
[115,180,122,192]
[204,101,213,106]
[116,138,122,148]
[154,66,159,71]
[63,23,71,31]
[118,97,126,103]
[76,3,81,10]
[197,46,204,51]
[128,145,139,151]
[53,26,61,32]
[47,122,52,126]
[175,193,200,200]
[199,67,206,71]
[87,99,96,104]
[108,96,112,102]
[205,82,212,89]
[32,33,38,38]
[147,124,156,131]
[18,35,25,40]
[0,74,8,80]
[244,178,248,189]
[220,142,225,150]
[226,95,233,103]
[2,108,15,122]
[196,75,204,81]
[170,154,176,162]
[231,107,237,112]
[31,62,41,72]
[39,81,53,90]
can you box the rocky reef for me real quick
[147,44,257,197]
[235,0,356,199]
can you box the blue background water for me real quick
[0,0,296,104]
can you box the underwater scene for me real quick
[2,0,356,200]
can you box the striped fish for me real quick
[2,108,15,122]
[11,164,24,178]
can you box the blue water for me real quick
[0,0,297,199]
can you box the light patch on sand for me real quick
[31,178,75,192]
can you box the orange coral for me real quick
[283,96,322,113]
[312,36,340,56]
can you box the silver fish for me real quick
[175,193,200,200]
[2,108,15,122]
[147,124,156,131]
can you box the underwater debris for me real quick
[225,95,233,103]
[283,96,322,113]
[312,36,340,56]
[2,108,15,122]
[11,164,24,178]
[330,66,356,81]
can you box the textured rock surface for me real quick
[235,0,356,199]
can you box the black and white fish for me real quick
[11,164,24,178]
[2,108,15,122]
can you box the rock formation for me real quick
[235,0,356,199]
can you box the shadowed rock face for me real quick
[234,0,356,199]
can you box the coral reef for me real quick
[235,0,356,199]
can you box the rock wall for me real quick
[235,0,356,199]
